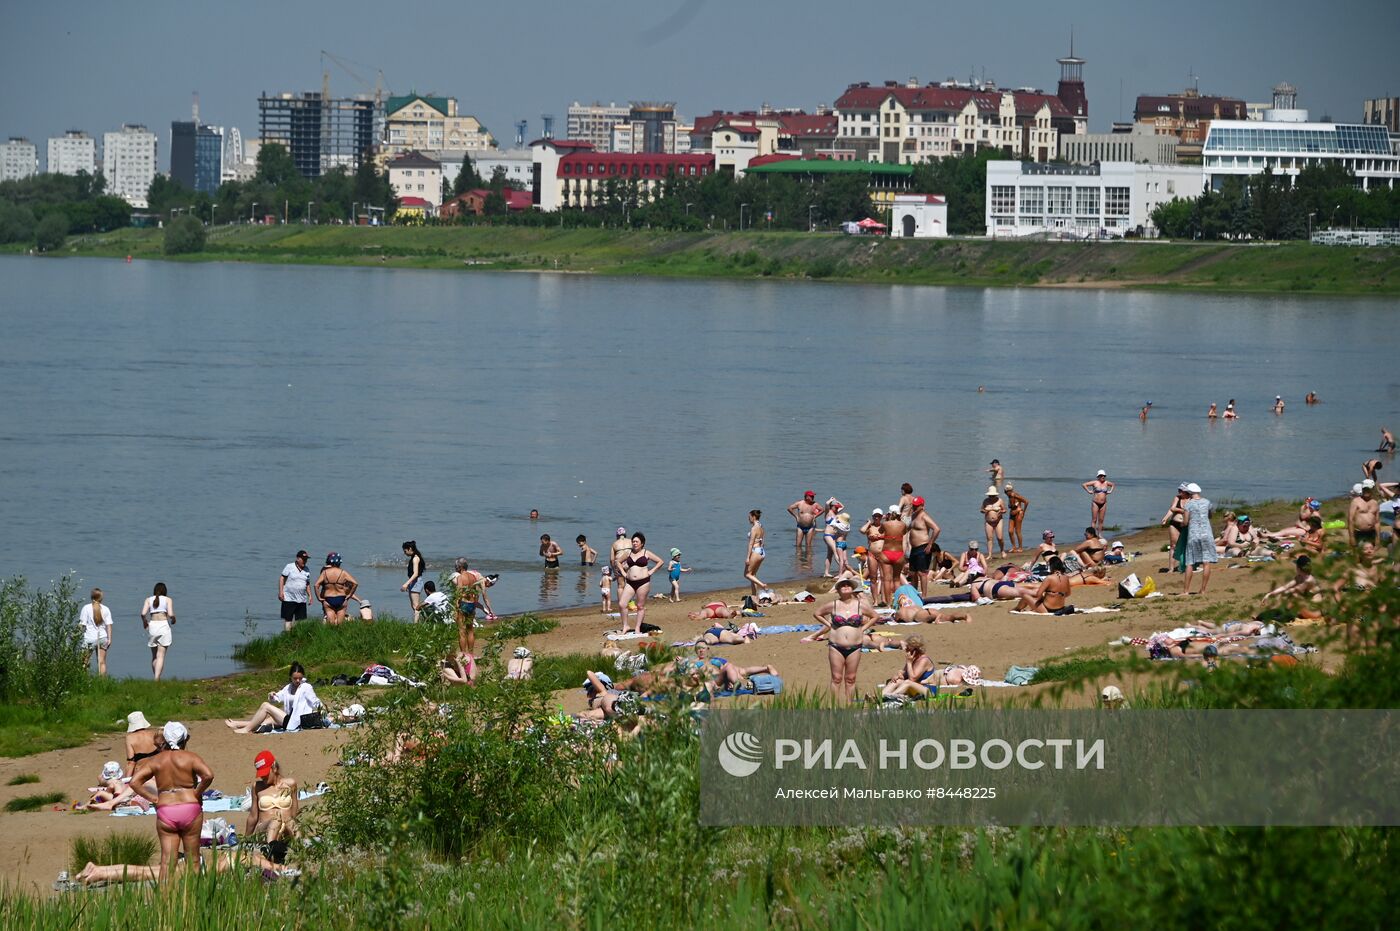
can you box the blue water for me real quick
[1,255,1395,677]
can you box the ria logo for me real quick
[717,731,763,777]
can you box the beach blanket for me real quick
[756,624,822,634]
[112,785,328,817]
[1010,606,1120,616]
[606,631,651,641]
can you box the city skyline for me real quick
[3,0,1395,171]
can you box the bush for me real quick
[163,214,206,255]
[0,576,87,710]
[33,212,67,251]
[70,831,158,875]
[0,202,36,243]
[5,791,64,812]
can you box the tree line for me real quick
[1151,163,1400,240]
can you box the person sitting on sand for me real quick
[78,761,151,812]
[880,636,938,700]
[1014,557,1074,614]
[1071,527,1108,568]
[226,662,323,734]
[1262,555,1322,617]
[579,670,641,721]
[688,601,740,621]
[245,751,299,864]
[441,651,476,686]
[124,711,163,775]
[1027,530,1058,568]
[1217,514,1267,557]
[952,541,986,586]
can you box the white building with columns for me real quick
[986,160,1203,239]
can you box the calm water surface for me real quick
[1,256,1395,677]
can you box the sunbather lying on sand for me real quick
[77,762,150,812]
[688,601,740,621]
[892,592,970,623]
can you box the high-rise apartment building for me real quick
[1,137,39,181]
[102,124,158,208]
[171,121,224,194]
[1363,97,1399,133]
[566,101,631,151]
[47,131,97,176]
[258,91,379,178]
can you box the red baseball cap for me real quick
[912,496,925,507]
[803,490,815,497]
[254,750,276,778]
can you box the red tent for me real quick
[856,217,887,230]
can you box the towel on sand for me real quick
[112,785,328,817]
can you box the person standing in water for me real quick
[1378,427,1395,453]
[401,541,427,621]
[1223,399,1238,420]
[576,535,597,566]
[1082,470,1115,535]
[786,490,825,554]
[1273,395,1286,415]
[1207,402,1218,420]
[278,550,312,632]
[539,534,563,569]
[981,486,1007,556]
[987,460,1004,487]
[743,510,766,596]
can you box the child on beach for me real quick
[667,548,691,602]
[599,566,613,613]
[577,535,597,566]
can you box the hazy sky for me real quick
[4,0,1394,169]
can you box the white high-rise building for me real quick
[1,137,39,181]
[47,131,98,176]
[102,124,158,208]
[566,101,630,151]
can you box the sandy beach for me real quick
[0,497,1348,895]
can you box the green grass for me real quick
[69,832,159,875]
[34,226,1400,295]
[4,791,64,812]
[4,774,39,786]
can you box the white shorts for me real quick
[83,632,110,650]
[147,620,173,648]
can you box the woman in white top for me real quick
[140,582,176,681]
[226,662,323,734]
[79,587,114,676]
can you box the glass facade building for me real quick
[1202,121,1399,190]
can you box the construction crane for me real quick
[319,50,387,112]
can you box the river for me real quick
[1,255,1394,677]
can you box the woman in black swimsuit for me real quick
[811,578,877,703]
[618,532,664,635]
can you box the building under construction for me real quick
[257,91,381,178]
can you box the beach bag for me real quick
[1136,576,1156,598]
[748,674,783,694]
[298,712,329,730]
[1118,573,1143,599]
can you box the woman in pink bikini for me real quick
[128,721,214,881]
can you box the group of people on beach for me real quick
[63,713,303,887]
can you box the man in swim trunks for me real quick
[1348,481,1381,548]
[315,553,358,625]
[786,490,825,554]
[906,496,942,598]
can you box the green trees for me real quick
[33,212,67,251]
[0,202,36,243]
[163,214,206,254]
[910,150,1008,234]
[452,155,483,195]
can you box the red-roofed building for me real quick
[553,152,715,210]
[395,195,435,221]
[690,109,844,174]
[440,187,534,218]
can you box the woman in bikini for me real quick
[881,636,937,700]
[982,486,1007,556]
[688,601,739,621]
[893,591,970,624]
[743,510,766,596]
[128,722,213,881]
[811,578,878,703]
[1004,483,1028,553]
[245,750,299,865]
[821,500,851,578]
[1081,471,1114,535]
[859,510,887,605]
[878,505,907,608]
[1223,399,1238,420]
[1207,402,1218,419]
[619,532,664,635]
[315,553,358,626]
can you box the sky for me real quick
[3,0,1395,170]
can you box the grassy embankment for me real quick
[33,224,1400,294]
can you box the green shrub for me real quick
[69,831,158,875]
[163,214,205,255]
[0,576,86,710]
[0,202,36,243]
[6,773,39,785]
[5,791,64,812]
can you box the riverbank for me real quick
[26,225,1400,294]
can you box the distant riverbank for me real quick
[21,225,1400,294]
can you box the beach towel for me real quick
[756,624,823,635]
[712,674,784,697]
[1004,665,1039,686]
[606,631,650,641]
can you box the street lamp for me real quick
[306,201,315,225]
[351,201,357,225]
[251,202,258,224]
[808,204,817,232]
[739,202,749,230]
[685,202,694,217]
[1307,211,1316,238]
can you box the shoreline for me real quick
[14,227,1400,296]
